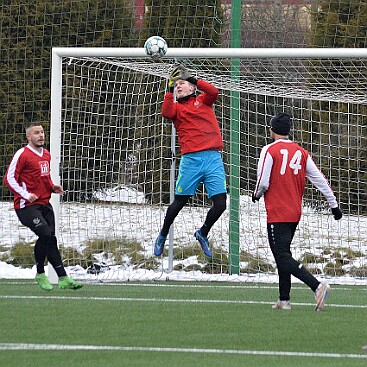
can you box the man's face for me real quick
[26,125,45,148]
[174,80,195,99]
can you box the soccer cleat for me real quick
[315,282,330,311]
[154,234,166,256]
[272,300,292,310]
[58,276,83,290]
[194,230,213,257]
[35,273,53,291]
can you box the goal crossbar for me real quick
[52,47,367,59]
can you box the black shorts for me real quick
[15,203,55,238]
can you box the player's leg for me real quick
[268,222,320,305]
[198,193,226,237]
[288,222,320,291]
[194,151,227,257]
[160,195,191,237]
[289,223,330,311]
[16,205,51,274]
[16,205,56,290]
[154,194,191,256]
[16,204,82,290]
[41,203,67,277]
[267,223,293,303]
[164,152,205,235]
[201,151,227,236]
[16,203,65,275]
[154,153,202,256]
[41,203,82,289]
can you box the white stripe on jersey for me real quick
[5,147,32,202]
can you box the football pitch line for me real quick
[0,294,366,309]
[95,282,367,291]
[2,281,366,293]
[0,343,366,359]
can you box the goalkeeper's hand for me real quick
[168,64,196,88]
[176,64,191,80]
[168,65,182,87]
[331,207,342,220]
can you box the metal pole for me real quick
[229,0,241,275]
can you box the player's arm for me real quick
[172,64,218,105]
[161,66,182,119]
[161,91,177,120]
[252,147,273,202]
[4,150,34,201]
[196,79,218,105]
[306,155,342,220]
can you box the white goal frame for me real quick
[49,47,367,283]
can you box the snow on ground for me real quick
[0,187,366,285]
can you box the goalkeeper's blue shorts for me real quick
[175,150,227,198]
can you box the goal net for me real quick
[51,47,366,284]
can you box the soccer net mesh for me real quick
[1,0,366,287]
[52,50,366,284]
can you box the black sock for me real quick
[200,223,209,237]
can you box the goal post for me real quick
[50,47,367,284]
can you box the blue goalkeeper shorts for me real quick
[175,150,227,198]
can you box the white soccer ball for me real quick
[144,36,168,58]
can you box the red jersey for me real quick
[4,144,54,209]
[161,79,224,155]
[254,139,338,223]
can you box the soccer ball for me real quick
[144,36,168,58]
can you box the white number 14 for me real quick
[280,149,302,175]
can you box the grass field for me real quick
[0,279,366,367]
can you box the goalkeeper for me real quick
[154,64,227,257]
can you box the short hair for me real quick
[26,123,43,133]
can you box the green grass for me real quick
[0,280,366,367]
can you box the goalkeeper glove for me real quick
[176,64,191,80]
[331,207,342,220]
[168,64,197,89]
[168,65,182,87]
[177,64,198,85]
